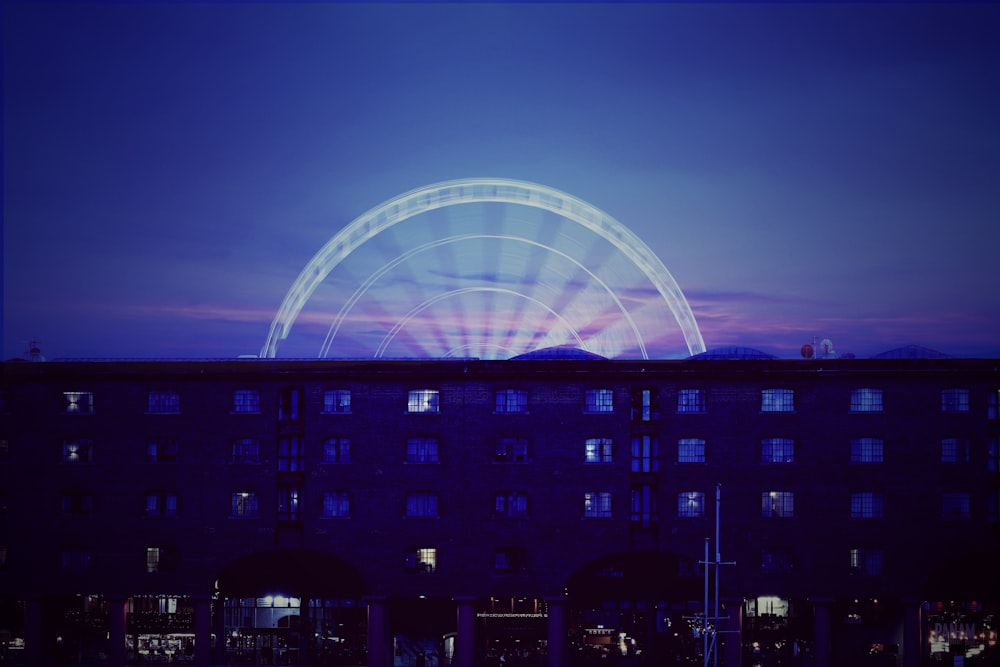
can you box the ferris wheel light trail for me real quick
[262,178,705,359]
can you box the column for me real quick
[23,596,43,666]
[107,596,128,667]
[902,600,923,667]
[454,597,476,667]
[545,597,568,667]
[722,598,743,667]
[193,596,213,666]
[366,597,389,667]
[812,599,833,667]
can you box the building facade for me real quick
[1,354,998,667]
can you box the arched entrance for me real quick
[216,549,367,666]
[566,551,702,666]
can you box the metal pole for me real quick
[715,484,721,667]
[704,538,710,667]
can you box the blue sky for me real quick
[4,2,999,360]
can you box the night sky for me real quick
[4,2,999,360]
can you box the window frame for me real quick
[494,437,529,463]
[677,491,705,519]
[407,389,440,414]
[761,438,795,464]
[941,388,970,413]
[676,389,706,414]
[322,491,350,518]
[63,391,95,415]
[941,438,970,464]
[583,491,613,518]
[406,437,440,464]
[584,437,613,464]
[494,491,529,518]
[761,388,795,413]
[322,437,351,464]
[322,389,352,414]
[495,389,528,414]
[677,437,706,464]
[584,388,614,414]
[405,492,439,518]
[147,390,180,414]
[850,492,884,519]
[851,437,884,464]
[232,389,261,414]
[62,439,94,464]
[231,438,261,464]
[762,491,795,518]
[147,437,178,463]
[849,388,884,413]
[231,491,259,518]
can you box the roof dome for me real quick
[688,346,777,360]
[510,346,608,360]
[871,344,951,359]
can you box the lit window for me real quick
[63,391,95,414]
[677,492,705,518]
[495,491,529,518]
[942,493,970,519]
[408,390,440,414]
[677,438,705,464]
[145,547,174,574]
[495,389,528,414]
[278,388,301,421]
[851,437,883,464]
[630,484,657,527]
[231,491,259,518]
[584,438,613,463]
[761,438,794,464]
[404,547,436,573]
[278,435,304,472]
[323,438,351,464]
[990,390,999,420]
[494,437,529,463]
[494,548,527,573]
[147,438,178,463]
[851,492,884,519]
[631,435,659,472]
[406,492,439,518]
[849,548,882,576]
[584,491,613,518]
[62,439,94,464]
[631,389,658,421]
[60,491,94,516]
[231,438,260,464]
[584,389,614,414]
[762,491,795,518]
[850,388,883,413]
[406,437,439,463]
[322,389,351,414]
[941,388,970,413]
[322,491,350,518]
[761,389,794,413]
[60,548,92,573]
[233,390,260,413]
[145,492,178,517]
[677,389,705,414]
[761,548,794,574]
[941,438,970,463]
[147,390,179,414]
[277,485,302,521]
[989,436,998,474]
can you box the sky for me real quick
[4,2,999,361]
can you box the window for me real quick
[584,438,613,463]
[495,389,528,414]
[323,437,351,464]
[408,389,440,414]
[62,439,94,464]
[231,491,259,518]
[232,438,260,464]
[145,492,178,518]
[851,437,883,464]
[60,491,94,516]
[322,491,350,518]
[761,389,794,413]
[677,389,705,414]
[850,388,883,413]
[60,548,92,573]
[495,491,529,518]
[762,491,795,518]
[631,484,657,527]
[277,485,302,521]
[233,390,260,413]
[147,390,180,414]
[278,435,304,472]
[761,438,794,464]
[631,389,658,421]
[407,437,439,463]
[990,437,998,474]
[494,548,528,573]
[941,438,970,463]
[990,390,999,420]
[146,547,176,574]
[147,438,178,463]
[677,438,705,464]
[942,493,970,519]
[494,437,528,463]
[849,548,883,576]
[584,491,613,518]
[761,548,794,574]
[404,547,436,573]
[851,492,884,519]
[406,492,439,518]
[322,389,351,414]
[677,492,705,518]
[631,435,659,472]
[278,388,301,421]
[63,391,95,414]
[941,388,970,413]
[585,389,614,414]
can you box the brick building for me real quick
[1,349,998,666]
